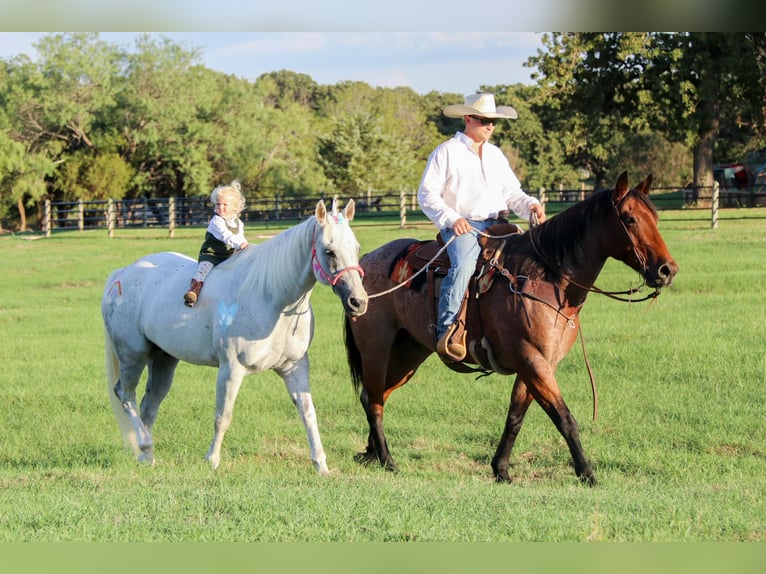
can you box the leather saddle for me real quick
[391,222,523,286]
[389,222,524,372]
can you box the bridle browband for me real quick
[311,223,365,287]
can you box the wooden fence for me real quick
[40,183,765,237]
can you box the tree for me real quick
[482,83,579,191]
[317,82,438,195]
[257,70,320,110]
[115,34,216,198]
[0,55,59,230]
[528,33,766,189]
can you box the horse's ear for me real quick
[635,174,653,196]
[612,171,630,204]
[315,200,327,223]
[344,199,356,222]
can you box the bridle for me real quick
[527,193,661,304]
[311,224,365,287]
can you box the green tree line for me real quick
[1,32,764,231]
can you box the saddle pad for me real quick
[388,240,445,291]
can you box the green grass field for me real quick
[0,208,764,544]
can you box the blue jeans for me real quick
[436,219,499,339]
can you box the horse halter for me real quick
[611,192,649,275]
[311,225,365,287]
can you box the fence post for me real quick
[168,197,176,238]
[77,199,84,231]
[107,199,115,238]
[711,181,719,229]
[399,190,407,228]
[539,187,546,210]
[44,198,51,237]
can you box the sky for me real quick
[0,32,545,96]
[0,0,735,96]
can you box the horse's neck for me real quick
[239,218,316,304]
[535,204,610,299]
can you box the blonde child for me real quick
[184,180,249,307]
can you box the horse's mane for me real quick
[508,187,655,280]
[218,216,316,296]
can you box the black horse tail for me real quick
[344,316,364,394]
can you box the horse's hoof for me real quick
[137,449,155,466]
[494,472,512,484]
[581,474,598,487]
[354,451,377,466]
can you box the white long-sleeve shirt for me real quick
[207,214,247,249]
[417,131,540,230]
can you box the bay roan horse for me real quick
[102,199,367,473]
[345,172,678,485]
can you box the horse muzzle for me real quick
[645,258,679,288]
[343,294,368,318]
[333,273,368,317]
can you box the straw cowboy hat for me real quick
[443,93,518,119]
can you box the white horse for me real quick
[101,199,367,473]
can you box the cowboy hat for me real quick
[443,93,518,119]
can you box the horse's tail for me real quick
[103,328,140,456]
[344,316,364,394]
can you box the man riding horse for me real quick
[417,93,545,361]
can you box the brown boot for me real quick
[436,322,467,361]
[184,279,203,307]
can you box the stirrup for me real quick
[436,324,466,362]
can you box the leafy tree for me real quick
[0,55,59,229]
[245,74,331,197]
[419,90,465,138]
[317,82,438,195]
[258,70,320,110]
[317,109,414,194]
[528,32,766,189]
[482,83,579,191]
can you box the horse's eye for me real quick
[324,249,335,259]
[622,213,637,226]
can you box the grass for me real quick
[0,209,765,544]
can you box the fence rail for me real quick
[40,182,766,237]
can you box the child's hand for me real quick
[239,241,249,250]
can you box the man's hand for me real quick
[530,204,546,224]
[452,217,472,236]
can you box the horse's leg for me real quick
[278,356,329,475]
[113,358,155,464]
[360,390,396,471]
[524,369,597,486]
[353,389,385,466]
[205,363,246,470]
[491,376,534,483]
[354,386,396,470]
[361,334,431,472]
[140,349,180,432]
